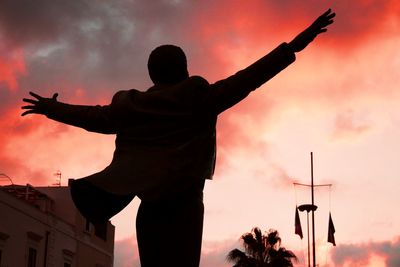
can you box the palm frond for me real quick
[241,232,259,256]
[268,247,298,267]
[266,229,281,247]
[227,249,247,262]
[228,227,297,267]
[277,247,298,262]
[253,227,263,244]
[227,248,258,267]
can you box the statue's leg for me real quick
[136,181,204,267]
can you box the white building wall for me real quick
[1,188,49,266]
[0,185,114,267]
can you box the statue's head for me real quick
[148,45,189,85]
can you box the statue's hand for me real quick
[288,9,335,53]
[21,91,59,116]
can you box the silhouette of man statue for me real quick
[22,9,335,267]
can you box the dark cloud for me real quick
[331,237,400,267]
[0,0,198,96]
[0,1,201,186]
[2,0,398,98]
[2,0,399,96]
[0,0,89,46]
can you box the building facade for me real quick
[0,181,115,267]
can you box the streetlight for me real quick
[298,204,318,267]
[294,153,332,267]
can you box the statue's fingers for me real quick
[21,110,37,116]
[52,93,59,100]
[312,17,334,32]
[22,98,38,104]
[21,105,35,110]
[314,11,335,26]
[315,9,331,24]
[29,91,43,100]
[322,8,332,17]
[326,12,336,20]
[322,15,335,26]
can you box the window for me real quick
[26,231,41,267]
[94,222,107,241]
[85,219,91,232]
[0,231,9,267]
[27,247,37,267]
[62,248,74,266]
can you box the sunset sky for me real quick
[1,0,400,266]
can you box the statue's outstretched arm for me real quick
[22,91,117,134]
[209,9,335,114]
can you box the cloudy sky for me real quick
[1,0,400,266]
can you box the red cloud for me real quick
[0,112,59,185]
[0,50,25,91]
[331,237,400,266]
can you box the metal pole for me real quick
[311,152,316,267]
[306,211,311,267]
[298,204,318,267]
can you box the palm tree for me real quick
[227,228,297,267]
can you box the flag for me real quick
[295,206,303,239]
[328,212,336,246]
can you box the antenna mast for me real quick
[294,152,332,267]
[53,170,62,186]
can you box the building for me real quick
[0,181,115,267]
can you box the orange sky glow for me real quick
[1,1,400,266]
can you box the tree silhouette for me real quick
[227,228,297,267]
